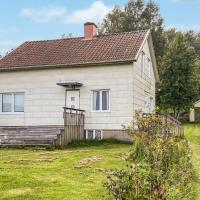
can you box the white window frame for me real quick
[147,58,152,78]
[86,130,103,140]
[0,93,25,114]
[91,89,110,112]
[144,92,151,113]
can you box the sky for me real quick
[0,0,200,55]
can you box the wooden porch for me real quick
[54,107,85,146]
[0,107,85,147]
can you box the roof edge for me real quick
[134,29,150,60]
[194,99,200,105]
[134,29,159,82]
[148,33,159,82]
[0,59,135,72]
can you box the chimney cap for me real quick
[84,22,98,28]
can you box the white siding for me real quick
[0,64,134,129]
[194,101,200,108]
[133,39,156,113]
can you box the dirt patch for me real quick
[75,156,101,168]
[35,157,58,163]
[37,150,90,156]
[4,157,58,164]
[7,188,32,197]
[4,159,31,164]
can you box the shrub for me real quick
[104,112,196,200]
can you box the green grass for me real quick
[184,123,200,199]
[0,124,200,200]
[0,142,131,200]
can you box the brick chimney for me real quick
[84,22,98,40]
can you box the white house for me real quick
[0,22,159,144]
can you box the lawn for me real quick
[0,124,200,200]
[0,142,131,200]
[184,123,200,199]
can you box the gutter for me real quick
[0,59,135,72]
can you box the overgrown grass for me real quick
[0,142,130,200]
[0,124,200,200]
[184,123,200,199]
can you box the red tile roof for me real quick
[0,30,149,70]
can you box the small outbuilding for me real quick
[190,100,200,122]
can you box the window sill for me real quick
[91,110,111,113]
[0,112,24,115]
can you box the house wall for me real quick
[195,108,200,123]
[132,39,156,113]
[194,101,200,108]
[0,64,134,130]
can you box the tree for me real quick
[100,0,166,60]
[165,29,200,57]
[185,31,200,57]
[157,34,199,119]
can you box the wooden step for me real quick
[1,139,54,145]
[0,126,63,146]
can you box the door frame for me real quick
[65,89,80,109]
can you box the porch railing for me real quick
[54,107,85,146]
[141,113,184,137]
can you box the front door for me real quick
[66,90,80,109]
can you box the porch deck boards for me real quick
[0,126,63,146]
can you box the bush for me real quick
[104,112,196,200]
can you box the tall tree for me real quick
[100,0,166,60]
[165,29,200,57]
[99,6,125,33]
[185,31,200,57]
[157,34,199,119]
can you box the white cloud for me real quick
[21,6,67,23]
[20,1,112,24]
[64,1,112,24]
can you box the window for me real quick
[14,94,24,112]
[144,93,153,113]
[93,91,100,111]
[144,94,149,113]
[2,94,12,112]
[141,52,152,79]
[71,97,75,102]
[86,130,103,140]
[92,90,110,112]
[141,51,145,76]
[0,93,24,113]
[147,58,152,78]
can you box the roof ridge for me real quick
[97,29,149,37]
[25,36,84,43]
[24,29,149,43]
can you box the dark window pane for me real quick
[93,91,100,111]
[14,94,24,112]
[102,91,109,111]
[2,94,12,112]
[87,130,93,139]
[95,130,102,140]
